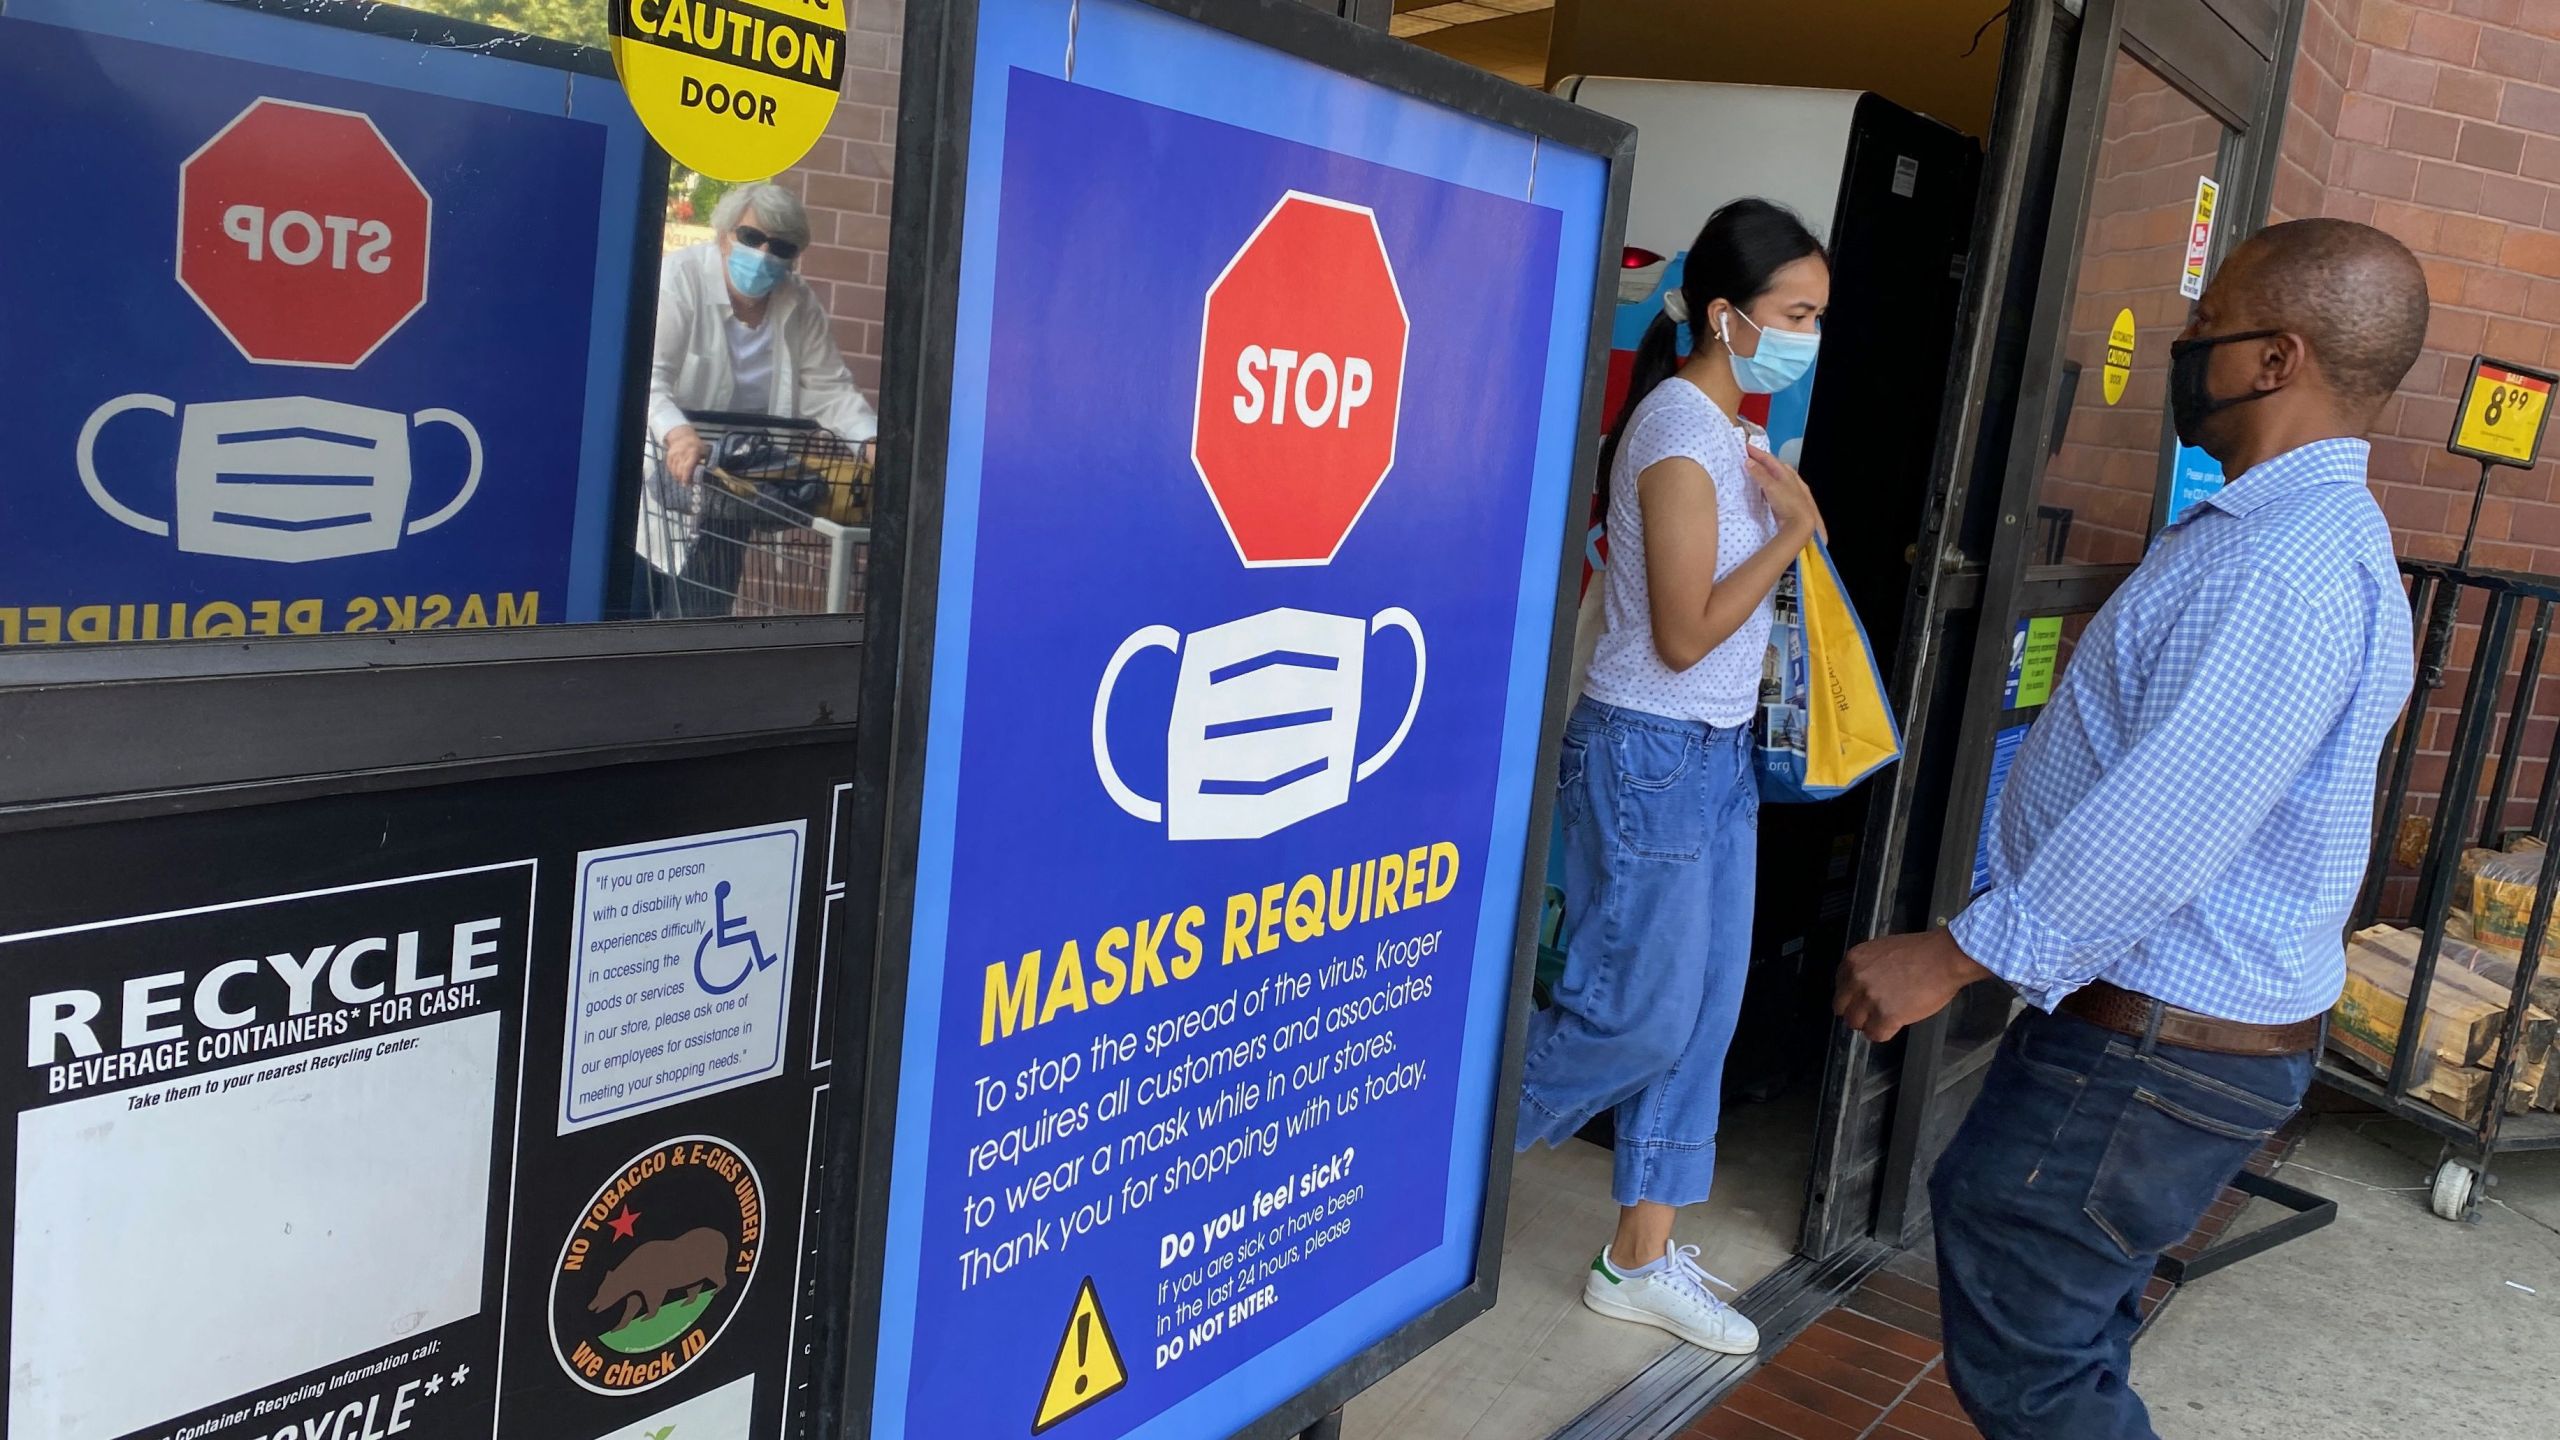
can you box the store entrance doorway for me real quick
[1348,2,2309,1437]
[1877,0,2309,1242]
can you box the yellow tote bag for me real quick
[1757,538,1901,802]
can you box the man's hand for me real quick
[1835,928,1994,1043]
[665,425,707,486]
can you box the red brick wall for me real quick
[2278,0,2560,569]
[2269,0,2362,225]
[767,0,905,399]
[2272,0,2560,893]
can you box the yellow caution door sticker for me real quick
[611,0,846,182]
[2102,308,2136,406]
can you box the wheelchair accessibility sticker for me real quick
[561,821,806,1135]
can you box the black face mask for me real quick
[2169,329,2283,450]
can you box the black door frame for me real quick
[1798,0,2085,1262]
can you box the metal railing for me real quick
[2344,559,2560,1181]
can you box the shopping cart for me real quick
[637,411,873,619]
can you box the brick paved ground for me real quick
[1675,1144,2278,1440]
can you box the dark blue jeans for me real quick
[1930,1009,2312,1440]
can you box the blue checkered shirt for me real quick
[1950,438,2414,1024]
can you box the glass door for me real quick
[2041,50,2234,569]
[1866,0,2305,1236]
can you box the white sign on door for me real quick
[561,822,806,1134]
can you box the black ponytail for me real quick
[1595,198,1828,509]
[1595,310,1686,509]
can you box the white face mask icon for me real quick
[1093,605,1426,841]
[76,393,481,563]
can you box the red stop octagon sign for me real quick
[178,98,432,369]
[1192,192,1409,567]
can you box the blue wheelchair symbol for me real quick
[694,880,780,995]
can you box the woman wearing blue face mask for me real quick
[1518,198,1829,1358]
[638,181,878,616]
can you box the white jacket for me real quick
[646,240,878,446]
[639,242,879,578]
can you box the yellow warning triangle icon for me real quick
[1033,1276,1129,1433]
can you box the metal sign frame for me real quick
[834,2,1631,1436]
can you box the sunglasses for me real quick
[734,225,802,263]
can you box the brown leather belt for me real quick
[2059,980,2321,1057]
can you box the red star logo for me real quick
[607,1207,641,1242]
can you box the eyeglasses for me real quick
[734,225,802,262]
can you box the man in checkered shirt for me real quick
[1836,219,2428,1440]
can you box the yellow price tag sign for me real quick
[610,0,847,184]
[2450,355,2556,469]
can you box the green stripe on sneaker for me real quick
[1591,1253,1621,1285]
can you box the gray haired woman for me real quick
[639,180,878,616]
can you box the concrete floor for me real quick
[1341,1088,1815,1440]
[2137,1111,2560,1439]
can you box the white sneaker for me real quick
[1581,1243,1761,1354]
